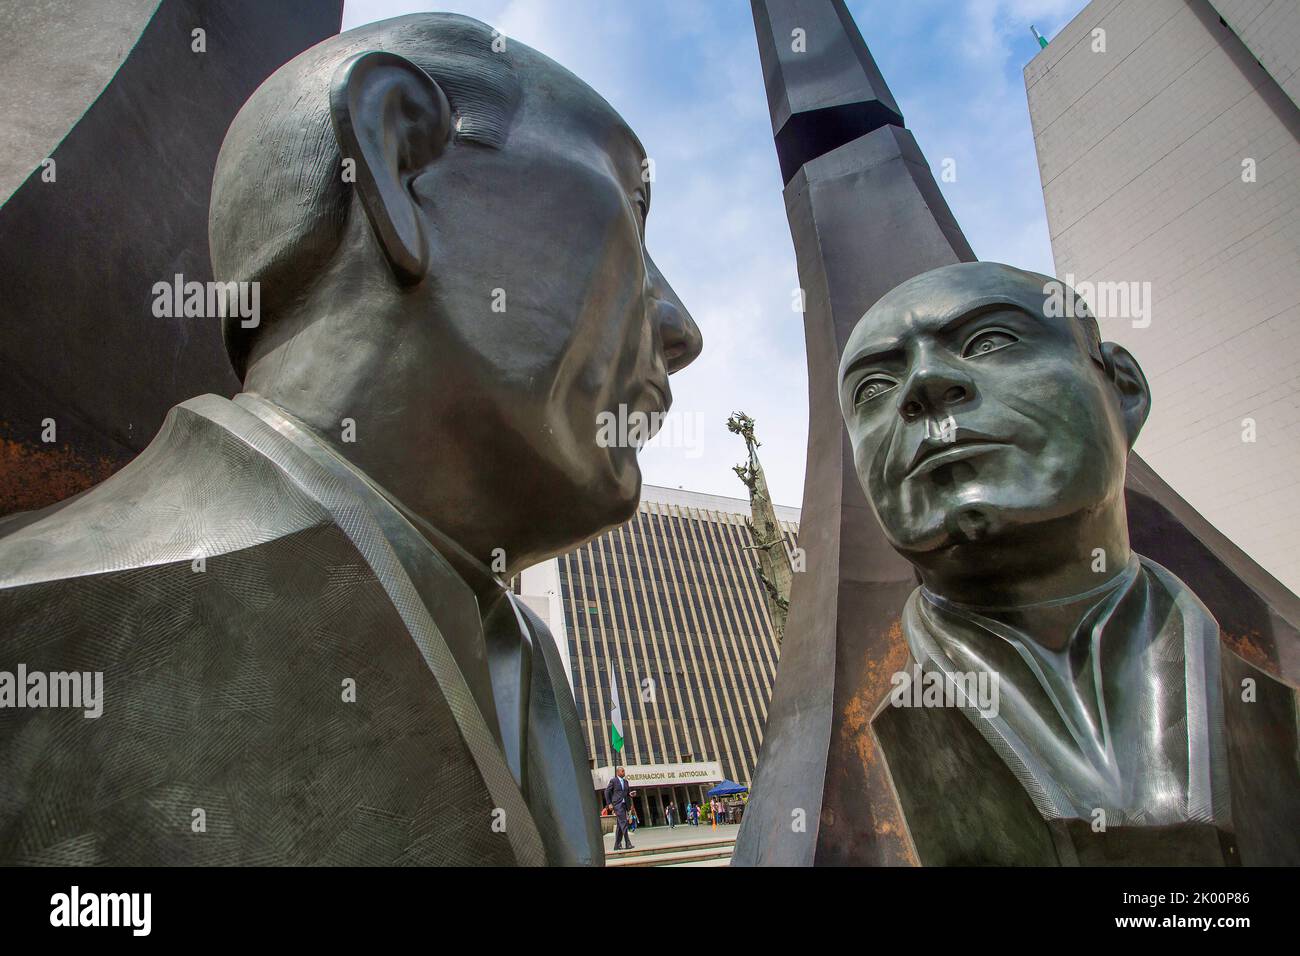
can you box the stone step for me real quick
[605,842,738,863]
[606,845,734,867]
[661,857,732,867]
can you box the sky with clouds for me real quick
[342,0,1087,509]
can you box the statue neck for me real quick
[916,497,1133,605]
[921,554,1139,654]
[235,392,508,604]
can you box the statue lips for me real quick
[623,378,670,445]
[903,426,1009,481]
[645,378,671,414]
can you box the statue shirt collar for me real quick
[904,555,1229,825]
[231,392,533,790]
[232,393,505,598]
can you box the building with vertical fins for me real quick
[518,485,799,826]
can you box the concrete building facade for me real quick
[519,484,799,826]
[1025,0,1300,593]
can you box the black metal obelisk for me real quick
[734,0,1300,867]
[733,0,973,867]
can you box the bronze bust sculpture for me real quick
[0,14,701,865]
[838,261,1298,865]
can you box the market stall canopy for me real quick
[707,781,749,797]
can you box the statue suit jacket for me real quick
[873,557,1300,866]
[0,393,603,866]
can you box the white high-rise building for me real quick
[1025,0,1300,593]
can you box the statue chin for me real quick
[884,508,1000,560]
[946,504,995,544]
[590,446,643,525]
[886,495,1050,560]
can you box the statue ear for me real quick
[329,50,452,284]
[1100,342,1151,447]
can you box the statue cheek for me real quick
[1035,430,1112,507]
[854,434,888,493]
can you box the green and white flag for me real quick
[609,674,624,754]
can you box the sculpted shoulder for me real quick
[0,396,331,590]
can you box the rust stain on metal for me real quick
[867,620,910,699]
[841,618,919,864]
[1222,629,1270,668]
[0,438,121,515]
[844,620,908,770]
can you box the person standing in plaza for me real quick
[604,767,637,851]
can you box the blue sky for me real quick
[343,0,1087,508]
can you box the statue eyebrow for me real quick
[916,303,1038,350]
[841,343,904,379]
[614,121,651,206]
[841,311,979,376]
[935,303,1027,337]
[842,303,1034,382]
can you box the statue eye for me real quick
[853,376,897,406]
[962,327,1018,358]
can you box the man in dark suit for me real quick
[604,767,638,851]
[0,14,701,866]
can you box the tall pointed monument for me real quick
[727,411,794,642]
[734,0,1300,866]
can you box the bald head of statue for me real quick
[838,262,1152,606]
[206,14,702,576]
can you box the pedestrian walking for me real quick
[604,767,638,851]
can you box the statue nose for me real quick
[899,365,974,420]
[657,304,703,373]
[646,253,702,373]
